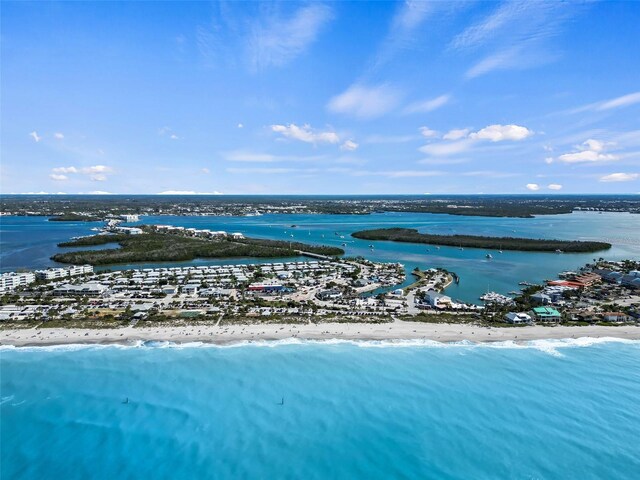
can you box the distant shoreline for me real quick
[2,322,638,348]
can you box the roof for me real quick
[533,306,561,316]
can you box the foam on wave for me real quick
[1,336,637,354]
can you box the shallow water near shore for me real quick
[2,340,640,479]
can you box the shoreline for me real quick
[2,321,639,348]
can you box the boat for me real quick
[369,244,374,248]
[486,253,493,259]
[435,246,440,250]
[555,249,563,254]
[341,242,347,246]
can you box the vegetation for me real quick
[52,232,344,265]
[400,313,478,323]
[48,213,102,222]
[352,228,611,253]
[3,194,639,219]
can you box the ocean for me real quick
[1,211,639,303]
[2,339,639,479]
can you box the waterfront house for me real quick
[504,312,533,324]
[530,292,552,305]
[531,306,562,323]
[601,312,633,323]
[423,290,452,309]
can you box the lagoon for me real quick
[1,211,638,303]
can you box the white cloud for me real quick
[403,94,451,114]
[159,126,179,139]
[419,127,438,138]
[201,168,210,174]
[50,165,113,182]
[248,4,333,71]
[526,183,540,191]
[52,166,79,174]
[420,139,473,156]
[548,183,562,190]
[453,2,574,79]
[465,48,521,78]
[544,157,554,164]
[86,191,112,195]
[557,139,617,163]
[271,124,339,145]
[582,139,605,152]
[158,190,223,195]
[340,140,359,151]
[327,84,401,119]
[573,92,640,113]
[559,151,616,163]
[82,165,112,174]
[237,123,244,129]
[443,128,470,141]
[371,1,438,69]
[599,173,639,183]
[54,132,64,140]
[29,131,41,143]
[420,123,533,159]
[469,124,533,142]
[598,92,640,110]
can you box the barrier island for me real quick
[351,228,611,253]
[52,232,344,265]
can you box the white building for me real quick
[36,265,93,280]
[120,214,140,222]
[0,272,36,292]
[504,312,533,324]
[115,226,143,235]
[54,282,107,297]
[423,290,452,309]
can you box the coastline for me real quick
[2,321,639,347]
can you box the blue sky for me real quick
[2,1,639,194]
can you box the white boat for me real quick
[486,254,493,259]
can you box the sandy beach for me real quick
[1,321,639,347]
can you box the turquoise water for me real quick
[2,211,638,303]
[2,340,640,479]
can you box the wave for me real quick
[2,336,637,355]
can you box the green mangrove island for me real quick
[52,233,344,265]
[351,228,611,253]
[48,213,103,222]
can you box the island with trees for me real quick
[52,232,344,265]
[351,228,611,253]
